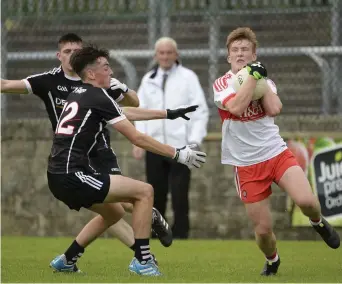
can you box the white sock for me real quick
[266,252,279,263]
[310,217,322,226]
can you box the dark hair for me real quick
[70,44,110,79]
[58,33,83,48]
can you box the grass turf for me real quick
[1,236,341,283]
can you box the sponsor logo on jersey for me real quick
[55,97,67,106]
[240,100,265,121]
[74,87,87,94]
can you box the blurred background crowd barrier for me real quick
[1,0,342,125]
[1,0,342,238]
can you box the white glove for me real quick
[110,78,129,93]
[173,144,206,169]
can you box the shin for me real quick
[245,198,277,257]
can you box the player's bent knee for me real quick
[295,195,318,211]
[130,182,154,202]
[142,183,154,200]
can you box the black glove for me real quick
[166,105,199,120]
[245,61,267,80]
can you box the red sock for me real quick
[266,251,278,262]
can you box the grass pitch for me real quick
[1,236,341,283]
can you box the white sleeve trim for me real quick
[115,94,125,103]
[101,88,123,112]
[107,115,127,125]
[22,79,33,94]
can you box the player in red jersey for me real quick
[213,27,340,276]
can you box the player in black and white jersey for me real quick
[47,45,206,276]
[1,34,176,257]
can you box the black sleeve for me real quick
[105,88,124,103]
[93,88,126,125]
[24,73,51,99]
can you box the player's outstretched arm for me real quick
[1,79,29,94]
[122,105,198,121]
[112,118,206,169]
[120,89,139,107]
[122,107,166,121]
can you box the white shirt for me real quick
[135,64,209,148]
[156,66,172,90]
[213,70,287,166]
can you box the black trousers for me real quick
[145,151,191,239]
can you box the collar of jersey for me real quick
[64,73,81,81]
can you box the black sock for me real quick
[64,240,84,265]
[134,239,151,263]
[130,242,136,251]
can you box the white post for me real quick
[331,0,342,114]
[208,0,220,108]
[160,0,170,36]
[148,0,159,49]
[1,2,8,119]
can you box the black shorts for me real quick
[47,171,110,211]
[89,148,122,175]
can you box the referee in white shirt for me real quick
[132,37,209,238]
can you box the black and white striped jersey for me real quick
[48,83,127,174]
[24,66,124,160]
[23,66,123,131]
[24,66,83,131]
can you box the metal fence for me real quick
[1,0,342,124]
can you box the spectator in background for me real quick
[132,37,209,239]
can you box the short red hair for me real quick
[226,27,258,53]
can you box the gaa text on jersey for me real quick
[57,85,68,92]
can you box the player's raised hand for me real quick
[173,144,206,169]
[166,105,199,120]
[110,78,129,93]
[245,61,267,80]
